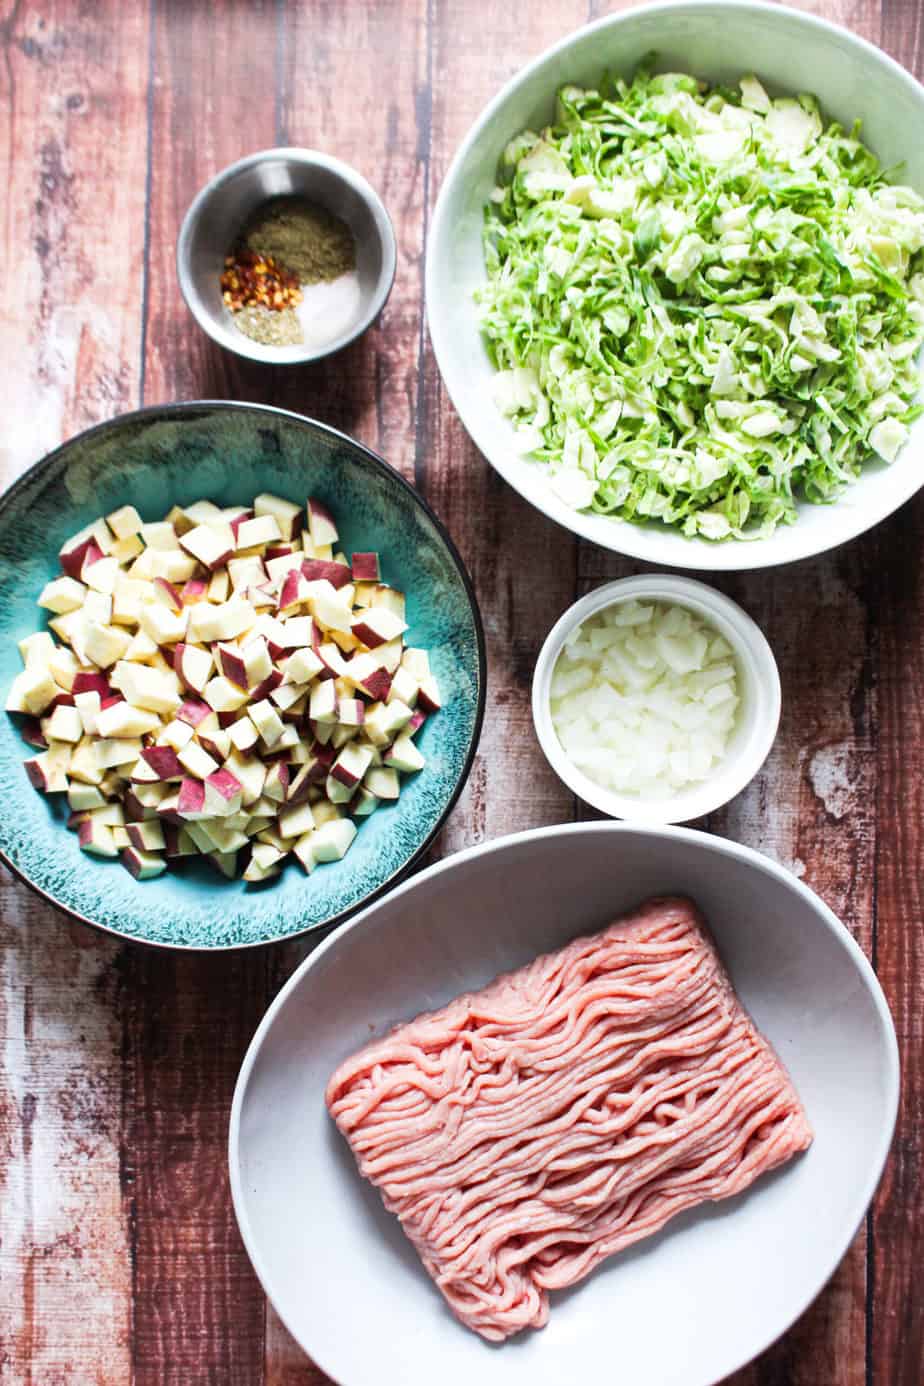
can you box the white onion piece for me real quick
[550,601,740,799]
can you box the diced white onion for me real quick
[550,601,740,799]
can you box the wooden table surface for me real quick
[1,0,921,1381]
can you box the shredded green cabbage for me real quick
[478,65,924,540]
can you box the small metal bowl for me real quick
[177,148,397,365]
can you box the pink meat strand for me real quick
[326,897,813,1342]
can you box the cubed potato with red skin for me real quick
[307,497,338,548]
[250,668,283,703]
[179,522,235,571]
[277,569,310,614]
[177,776,209,820]
[78,817,119,857]
[21,718,47,749]
[24,751,69,793]
[351,607,407,650]
[121,846,167,879]
[72,671,112,698]
[228,510,253,544]
[351,552,380,582]
[163,824,198,857]
[141,745,184,780]
[152,577,183,612]
[351,784,380,817]
[228,555,267,592]
[254,493,301,541]
[203,768,243,817]
[235,514,281,549]
[106,505,143,540]
[173,644,214,695]
[262,762,290,803]
[95,700,160,739]
[370,584,406,620]
[59,519,112,579]
[417,675,442,713]
[217,642,248,689]
[311,817,357,862]
[387,666,419,709]
[38,575,87,614]
[126,820,167,853]
[7,667,61,716]
[140,521,178,551]
[358,668,392,703]
[182,577,209,606]
[385,734,426,774]
[11,490,440,884]
[176,697,212,728]
[330,742,373,789]
[302,559,351,590]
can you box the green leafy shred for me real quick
[477,65,924,540]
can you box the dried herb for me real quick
[243,196,356,284]
[233,304,303,347]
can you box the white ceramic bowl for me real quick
[230,822,898,1386]
[532,575,781,823]
[426,0,924,569]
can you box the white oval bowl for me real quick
[229,822,898,1386]
[426,0,924,570]
[532,575,781,823]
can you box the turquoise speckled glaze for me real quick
[0,403,485,949]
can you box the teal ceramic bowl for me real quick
[0,403,486,949]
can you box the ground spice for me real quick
[243,196,356,284]
[233,304,303,347]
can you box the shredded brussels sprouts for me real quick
[478,65,924,540]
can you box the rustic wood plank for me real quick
[127,2,279,1383]
[424,0,589,859]
[0,0,148,1381]
[0,0,149,484]
[121,948,271,1384]
[711,545,877,1386]
[873,18,924,1382]
[0,2,922,1384]
[869,492,924,1384]
[264,1306,330,1386]
[269,0,430,476]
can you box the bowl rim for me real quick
[530,575,782,823]
[228,817,900,1385]
[177,146,398,366]
[0,399,487,951]
[425,0,924,571]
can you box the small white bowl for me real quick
[531,575,780,823]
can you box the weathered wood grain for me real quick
[713,541,878,1386]
[424,0,588,857]
[868,491,924,1382]
[0,1,147,1382]
[120,948,271,1385]
[1,1,923,1383]
[0,0,149,485]
[273,0,430,475]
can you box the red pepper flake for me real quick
[220,250,303,312]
